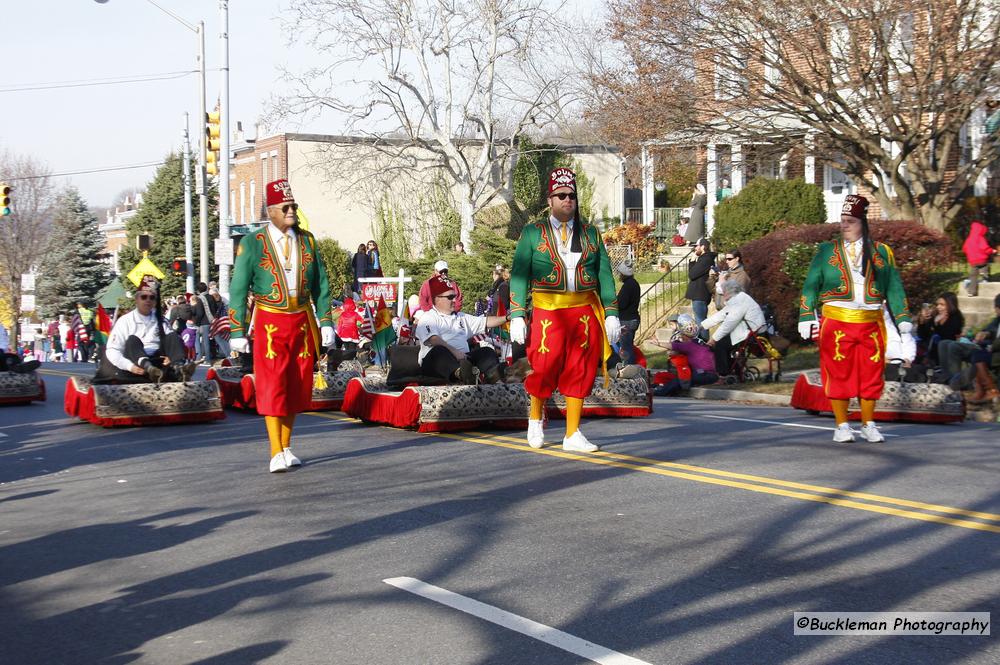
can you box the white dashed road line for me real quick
[384,577,653,665]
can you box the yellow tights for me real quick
[530,395,583,438]
[830,398,876,426]
[264,414,296,458]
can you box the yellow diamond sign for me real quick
[127,257,165,287]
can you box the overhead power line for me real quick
[0,70,196,93]
[8,161,166,181]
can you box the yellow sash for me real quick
[822,304,882,324]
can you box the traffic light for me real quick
[0,183,11,217]
[171,258,185,276]
[205,109,221,176]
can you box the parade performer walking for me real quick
[509,168,620,452]
[798,194,912,443]
[229,179,335,473]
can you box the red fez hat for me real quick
[428,276,455,298]
[548,168,577,195]
[266,179,295,207]
[841,194,869,219]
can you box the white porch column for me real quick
[804,134,816,185]
[731,143,744,193]
[970,107,987,196]
[706,143,718,235]
[641,145,655,225]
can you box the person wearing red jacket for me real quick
[962,220,996,297]
[336,298,363,354]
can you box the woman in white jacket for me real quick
[701,280,766,376]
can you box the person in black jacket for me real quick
[616,261,641,364]
[192,282,214,363]
[685,237,716,327]
[351,244,369,295]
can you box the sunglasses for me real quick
[551,192,577,201]
[436,294,457,300]
[137,294,156,301]
[281,203,299,214]
[725,256,736,260]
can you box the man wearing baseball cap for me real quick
[509,167,620,452]
[229,179,335,473]
[799,194,911,444]
[418,258,464,312]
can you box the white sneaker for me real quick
[269,452,288,473]
[283,448,302,467]
[526,419,545,449]
[859,422,885,443]
[562,430,599,452]
[832,424,855,443]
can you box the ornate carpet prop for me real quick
[790,371,965,423]
[341,373,652,432]
[342,375,530,432]
[207,363,363,412]
[0,371,46,405]
[64,376,225,427]
[549,375,652,418]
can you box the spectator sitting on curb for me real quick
[654,314,718,396]
[701,280,766,378]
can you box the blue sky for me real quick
[2,0,604,212]
[1,1,318,209]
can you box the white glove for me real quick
[510,317,527,345]
[899,331,916,362]
[321,326,334,347]
[604,315,621,346]
[798,321,818,342]
[230,337,249,354]
[898,321,912,335]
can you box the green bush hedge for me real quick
[740,220,951,336]
[712,178,826,249]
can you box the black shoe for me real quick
[458,358,477,385]
[146,365,164,384]
[12,360,40,373]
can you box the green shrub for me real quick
[316,237,352,300]
[740,220,951,336]
[712,178,826,248]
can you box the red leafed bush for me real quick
[740,220,951,335]
[602,223,664,268]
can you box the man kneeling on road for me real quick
[417,276,510,384]
[95,276,194,384]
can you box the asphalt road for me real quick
[1,363,997,665]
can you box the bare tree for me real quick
[606,0,1000,230]
[276,0,578,249]
[0,150,55,347]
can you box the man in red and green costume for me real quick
[229,179,335,473]
[510,168,621,452]
[798,194,912,444]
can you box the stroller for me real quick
[721,305,789,384]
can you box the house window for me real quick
[763,41,782,88]
[830,23,851,85]
[714,50,747,101]
[239,182,246,225]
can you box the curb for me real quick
[687,387,792,406]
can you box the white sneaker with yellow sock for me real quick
[562,430,599,452]
[527,419,545,448]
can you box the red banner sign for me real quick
[361,282,398,304]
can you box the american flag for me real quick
[359,301,375,338]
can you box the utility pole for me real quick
[182,113,196,293]
[197,20,210,285]
[217,0,232,297]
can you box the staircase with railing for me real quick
[635,245,694,344]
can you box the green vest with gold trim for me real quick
[799,239,911,328]
[228,226,333,339]
[509,217,619,318]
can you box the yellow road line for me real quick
[307,411,1000,534]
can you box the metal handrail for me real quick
[635,247,695,343]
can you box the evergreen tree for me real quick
[36,187,113,318]
[117,153,218,297]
